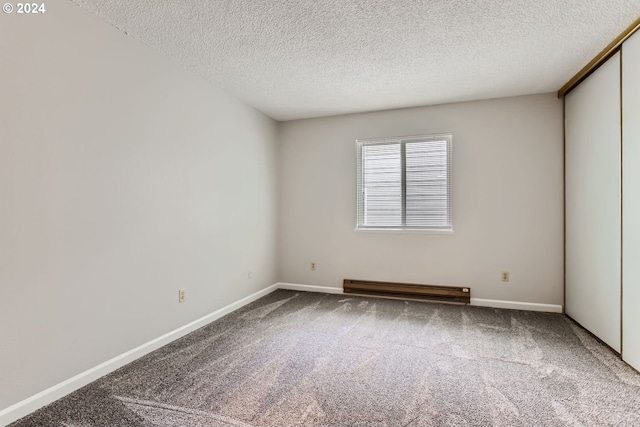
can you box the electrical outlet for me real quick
[248,269,253,279]
[178,289,186,303]
[501,271,510,282]
[310,262,317,271]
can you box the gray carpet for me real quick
[10,290,640,427]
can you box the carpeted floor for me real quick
[10,290,640,427]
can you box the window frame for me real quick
[355,133,453,233]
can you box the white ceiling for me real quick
[72,0,640,121]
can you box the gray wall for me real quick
[0,1,278,409]
[277,94,564,305]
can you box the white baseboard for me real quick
[1,282,562,426]
[275,283,562,313]
[276,282,344,294]
[0,283,279,427]
[471,298,563,313]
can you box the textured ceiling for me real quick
[71,0,640,121]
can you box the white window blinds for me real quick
[356,134,452,231]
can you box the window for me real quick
[356,133,452,232]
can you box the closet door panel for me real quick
[623,31,640,370]
[565,52,621,352]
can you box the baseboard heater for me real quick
[343,279,470,304]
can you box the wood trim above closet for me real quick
[558,16,640,98]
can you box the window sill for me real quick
[354,227,454,234]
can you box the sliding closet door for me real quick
[623,32,640,370]
[565,52,621,352]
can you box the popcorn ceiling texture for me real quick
[71,0,640,120]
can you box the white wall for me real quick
[278,94,564,305]
[565,53,621,352]
[0,0,278,411]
